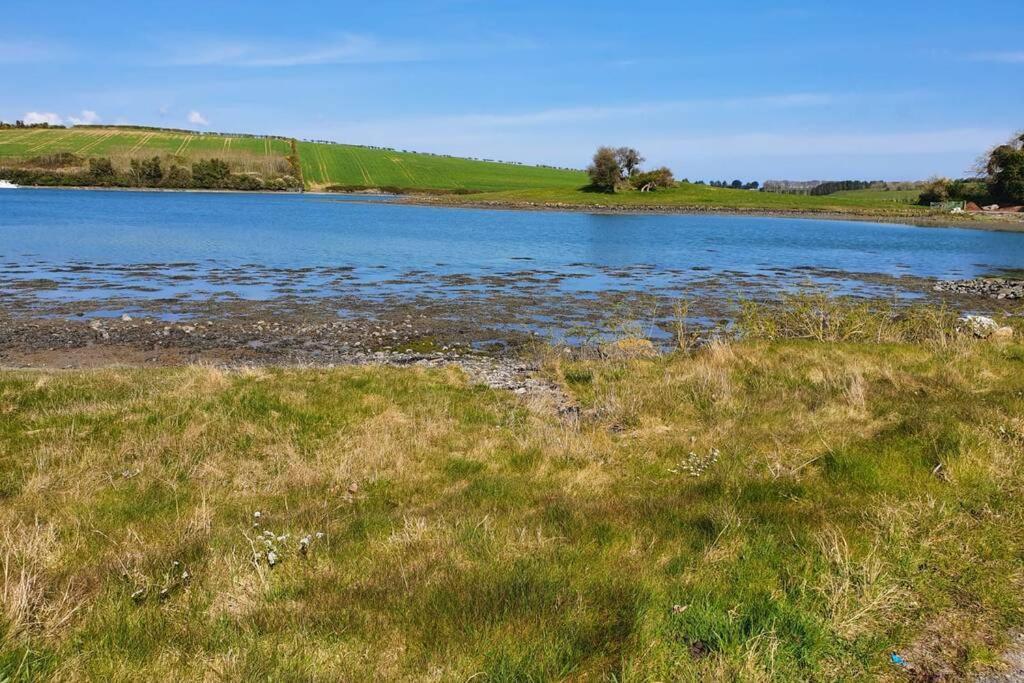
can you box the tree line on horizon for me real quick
[0,120,65,129]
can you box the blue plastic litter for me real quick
[890,653,908,667]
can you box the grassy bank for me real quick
[417,184,935,217]
[2,318,1023,679]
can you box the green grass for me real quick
[2,327,1024,679]
[297,141,587,191]
[432,184,935,216]
[829,188,922,204]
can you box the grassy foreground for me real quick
[2,319,1024,679]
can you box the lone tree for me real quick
[588,146,672,192]
[986,132,1024,204]
[588,146,623,191]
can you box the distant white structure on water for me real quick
[0,179,17,189]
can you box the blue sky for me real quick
[2,0,1021,180]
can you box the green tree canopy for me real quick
[986,132,1024,204]
[587,147,622,191]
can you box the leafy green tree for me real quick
[631,167,676,191]
[918,177,951,204]
[986,133,1024,204]
[140,156,163,184]
[88,158,116,181]
[162,165,192,188]
[191,159,231,188]
[587,147,623,191]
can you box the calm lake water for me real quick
[1,188,1023,306]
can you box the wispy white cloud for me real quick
[187,110,209,126]
[21,110,104,127]
[67,110,101,126]
[967,51,1024,64]
[367,93,841,130]
[642,128,1009,158]
[162,33,423,67]
[0,40,68,64]
[23,112,63,126]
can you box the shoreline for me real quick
[7,183,1024,232]
[0,184,317,197]
[394,195,1024,233]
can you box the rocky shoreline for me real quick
[0,313,584,409]
[2,266,1020,409]
[933,278,1024,300]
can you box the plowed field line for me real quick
[26,131,74,153]
[129,133,156,154]
[174,136,193,155]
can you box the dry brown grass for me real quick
[2,337,1024,679]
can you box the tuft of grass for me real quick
[735,290,969,345]
[2,337,1024,679]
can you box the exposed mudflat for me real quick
[2,257,1018,378]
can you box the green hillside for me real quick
[0,126,291,162]
[297,141,586,191]
[0,127,587,192]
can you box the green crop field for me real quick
[0,127,292,164]
[0,127,589,192]
[298,141,587,191]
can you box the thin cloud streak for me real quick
[161,33,425,67]
[356,93,843,130]
[967,51,1024,64]
[645,128,1010,158]
[0,40,69,64]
